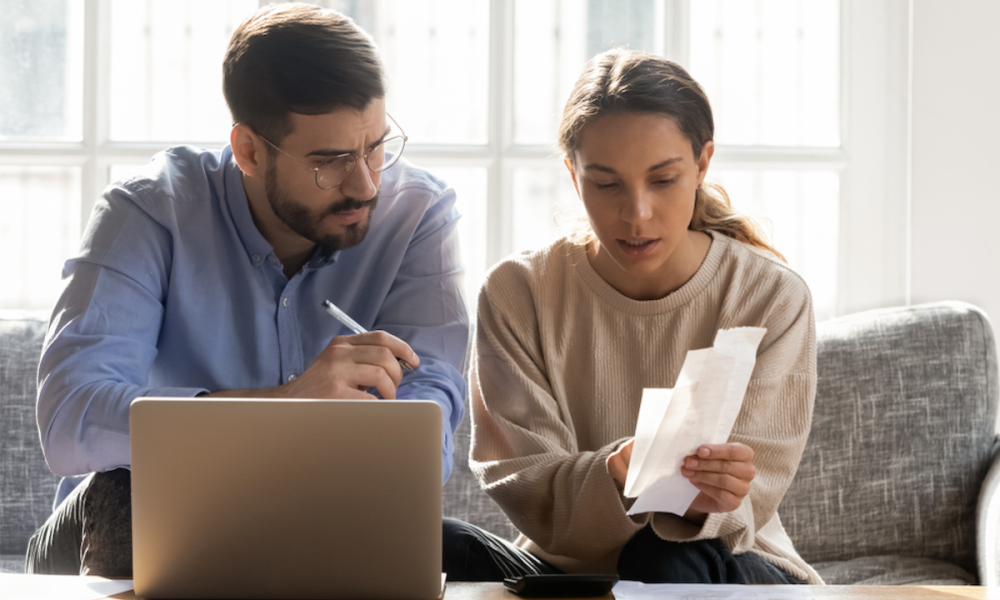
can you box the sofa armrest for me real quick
[977,437,1000,586]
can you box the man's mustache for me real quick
[327,194,377,215]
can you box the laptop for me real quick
[130,398,443,600]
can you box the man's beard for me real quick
[265,161,378,252]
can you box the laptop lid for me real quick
[130,398,442,600]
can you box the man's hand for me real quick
[280,330,420,400]
[606,438,634,487]
[681,442,756,521]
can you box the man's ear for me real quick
[231,124,265,179]
[564,157,582,198]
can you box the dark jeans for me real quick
[25,469,133,576]
[26,470,803,584]
[442,519,806,584]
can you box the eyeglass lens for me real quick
[314,135,406,190]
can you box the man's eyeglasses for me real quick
[255,113,407,190]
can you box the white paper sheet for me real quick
[612,581,816,600]
[623,327,766,516]
[0,574,134,600]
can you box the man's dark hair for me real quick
[223,3,385,145]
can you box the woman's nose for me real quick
[620,187,654,224]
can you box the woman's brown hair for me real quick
[558,48,785,261]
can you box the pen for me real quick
[322,299,415,373]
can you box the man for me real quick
[27,3,467,576]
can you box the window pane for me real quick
[511,167,583,255]
[109,0,256,142]
[426,167,487,311]
[513,0,661,146]
[0,166,81,310]
[689,0,840,147]
[327,0,489,144]
[0,0,83,140]
[711,169,839,320]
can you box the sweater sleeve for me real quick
[650,272,817,552]
[469,262,646,563]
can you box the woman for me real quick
[452,48,821,584]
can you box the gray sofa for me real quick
[2,301,998,585]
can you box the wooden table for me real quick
[2,575,997,600]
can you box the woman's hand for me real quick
[606,438,634,487]
[681,442,756,521]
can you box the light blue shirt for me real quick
[38,145,468,506]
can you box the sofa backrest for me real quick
[781,301,999,576]
[0,310,58,557]
[442,405,518,541]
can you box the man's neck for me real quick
[242,174,315,279]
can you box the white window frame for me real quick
[0,0,911,318]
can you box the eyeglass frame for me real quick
[251,113,407,191]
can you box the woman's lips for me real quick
[617,238,659,257]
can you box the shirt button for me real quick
[282,297,290,308]
[252,254,261,264]
[287,374,297,382]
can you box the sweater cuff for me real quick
[649,497,755,550]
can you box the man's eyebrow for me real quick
[304,126,392,159]
[583,157,683,174]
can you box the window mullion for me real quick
[82,0,112,229]
[487,0,514,267]
[663,0,691,66]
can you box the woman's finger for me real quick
[695,442,754,463]
[682,457,756,481]
[689,483,744,513]
[682,469,752,497]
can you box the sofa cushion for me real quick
[813,555,977,585]
[0,554,25,574]
[0,311,59,558]
[780,302,998,578]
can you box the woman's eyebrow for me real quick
[304,126,392,158]
[584,157,683,174]
[648,157,683,171]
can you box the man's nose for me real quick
[340,160,378,200]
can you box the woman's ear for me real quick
[565,157,582,198]
[696,140,715,186]
[231,124,264,179]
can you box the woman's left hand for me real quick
[681,442,756,521]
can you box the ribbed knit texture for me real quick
[469,230,822,584]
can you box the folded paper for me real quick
[624,327,767,516]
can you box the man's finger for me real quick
[337,330,420,367]
[353,363,398,400]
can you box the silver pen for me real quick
[322,299,415,373]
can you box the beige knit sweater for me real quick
[469,231,822,584]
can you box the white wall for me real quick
[910,0,1000,340]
